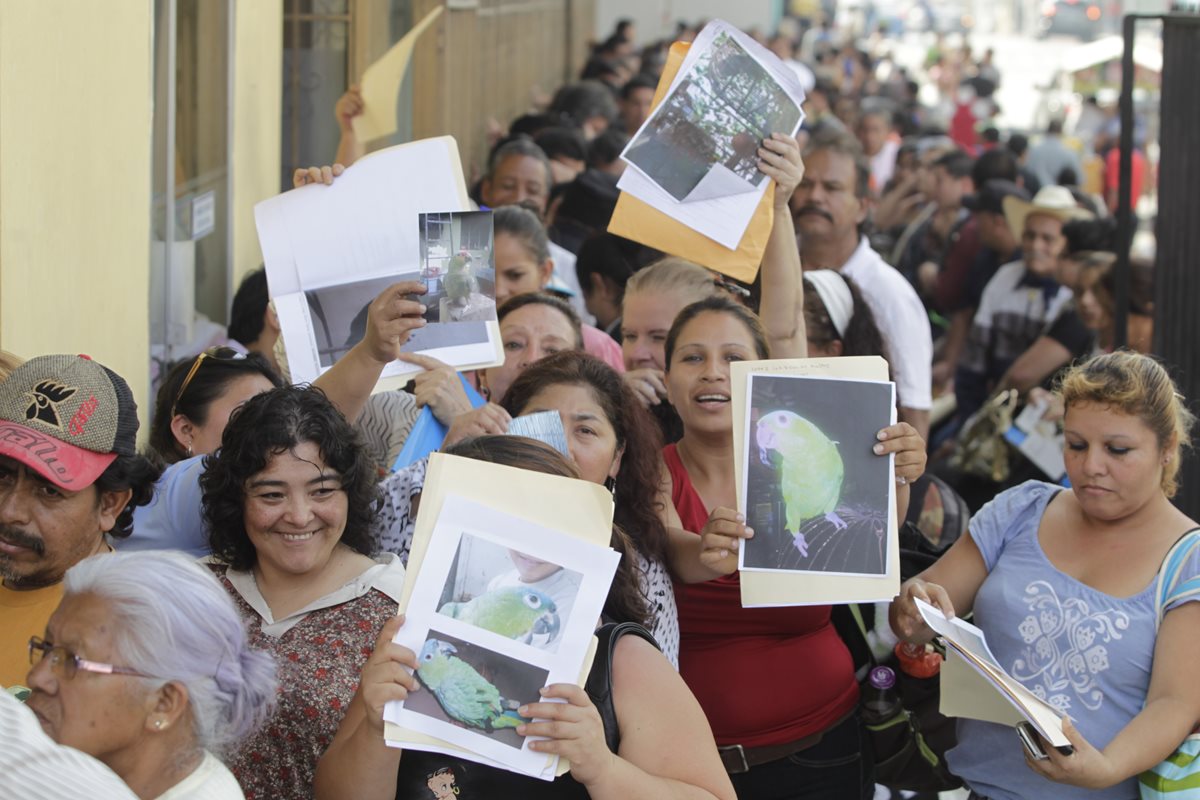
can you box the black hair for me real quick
[971,148,1017,186]
[665,295,770,369]
[493,205,551,263]
[201,386,381,571]
[1063,217,1118,256]
[981,127,1001,144]
[443,435,650,627]
[149,348,284,465]
[588,128,629,169]
[581,57,622,82]
[620,73,657,100]
[227,268,269,346]
[95,454,163,538]
[497,292,584,351]
[574,234,655,305]
[934,150,975,180]
[1007,133,1029,157]
[533,127,588,166]
[486,137,554,189]
[507,113,560,140]
[549,81,618,129]
[802,273,889,363]
[1057,166,1080,187]
[805,128,871,199]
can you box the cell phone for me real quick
[1015,721,1049,761]
[1016,721,1075,759]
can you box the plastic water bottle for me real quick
[861,665,901,725]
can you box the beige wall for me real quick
[231,1,284,286]
[0,1,154,415]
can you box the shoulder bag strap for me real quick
[586,622,660,753]
[1154,528,1200,628]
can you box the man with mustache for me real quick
[790,129,934,440]
[0,355,157,689]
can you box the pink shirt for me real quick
[582,324,625,373]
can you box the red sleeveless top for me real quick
[664,444,859,748]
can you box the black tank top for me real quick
[394,623,657,799]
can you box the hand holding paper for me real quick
[360,281,431,363]
[517,684,614,786]
[698,506,753,575]
[890,576,958,642]
[915,599,1070,750]
[757,133,805,211]
[360,615,420,736]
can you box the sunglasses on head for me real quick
[170,346,248,419]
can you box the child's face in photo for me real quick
[508,549,561,582]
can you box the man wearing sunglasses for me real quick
[0,354,158,690]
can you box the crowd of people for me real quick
[1,13,1194,800]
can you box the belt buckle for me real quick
[719,743,750,774]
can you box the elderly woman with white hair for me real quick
[24,550,276,800]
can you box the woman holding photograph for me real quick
[313,436,736,800]
[660,295,928,799]
[620,132,807,444]
[889,351,1200,800]
[501,351,679,667]
[200,385,407,799]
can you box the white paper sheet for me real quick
[617,20,807,250]
[255,137,503,387]
[383,496,620,779]
[916,599,1069,747]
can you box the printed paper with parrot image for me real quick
[385,493,620,778]
[436,532,582,653]
[740,374,896,575]
[406,630,548,751]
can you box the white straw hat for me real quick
[1002,185,1093,239]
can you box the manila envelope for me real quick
[607,42,775,285]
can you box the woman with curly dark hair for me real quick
[200,384,406,799]
[500,351,680,666]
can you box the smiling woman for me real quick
[200,385,405,799]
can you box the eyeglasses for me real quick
[28,636,155,680]
[170,346,247,419]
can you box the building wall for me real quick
[593,0,779,46]
[0,1,154,415]
[231,1,284,285]
[412,0,596,182]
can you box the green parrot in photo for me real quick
[755,409,846,557]
[443,253,477,304]
[416,639,529,732]
[439,586,561,646]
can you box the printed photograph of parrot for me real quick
[755,409,847,558]
[438,586,562,648]
[415,638,532,735]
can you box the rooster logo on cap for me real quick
[25,380,77,429]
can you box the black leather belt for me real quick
[717,729,825,774]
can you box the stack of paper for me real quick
[732,357,901,607]
[616,20,806,254]
[254,137,503,391]
[916,598,1070,749]
[383,453,620,780]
